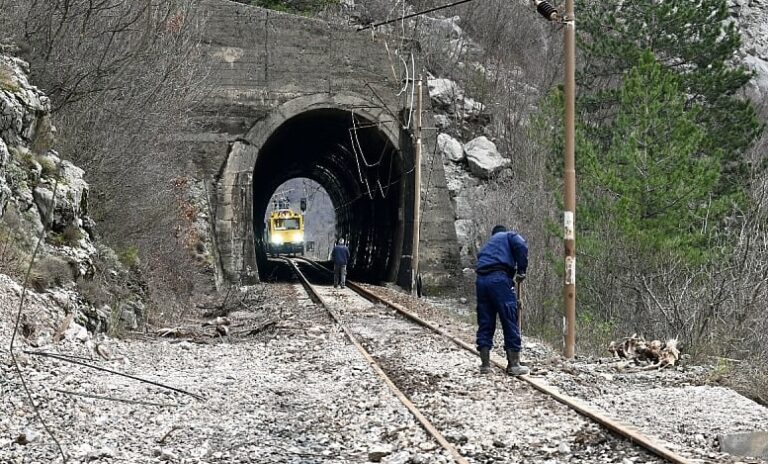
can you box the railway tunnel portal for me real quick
[248,95,406,283]
[188,0,459,290]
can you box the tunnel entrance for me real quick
[252,108,408,284]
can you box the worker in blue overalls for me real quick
[475,225,530,375]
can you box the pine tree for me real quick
[578,0,761,199]
[579,53,721,261]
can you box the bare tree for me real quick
[2,0,209,321]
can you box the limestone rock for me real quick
[427,77,487,121]
[437,133,464,162]
[463,136,509,178]
[428,78,463,109]
[729,0,768,101]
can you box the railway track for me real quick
[284,257,697,464]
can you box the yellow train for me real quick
[266,199,305,256]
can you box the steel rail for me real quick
[283,258,470,464]
[294,258,694,464]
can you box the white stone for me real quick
[64,322,87,341]
[427,78,463,108]
[463,136,509,178]
[437,133,464,162]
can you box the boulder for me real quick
[427,77,487,120]
[427,78,463,109]
[437,133,464,162]
[463,137,509,178]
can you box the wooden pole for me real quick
[563,0,577,358]
[412,76,423,296]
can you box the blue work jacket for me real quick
[476,231,528,276]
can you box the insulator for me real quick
[536,0,558,21]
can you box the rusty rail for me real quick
[284,258,470,464]
[294,258,694,464]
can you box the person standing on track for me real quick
[475,225,530,375]
[331,238,350,288]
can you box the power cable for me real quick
[357,0,479,31]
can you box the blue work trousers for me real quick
[475,272,521,352]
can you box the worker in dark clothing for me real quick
[475,225,530,375]
[331,238,350,288]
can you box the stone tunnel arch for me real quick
[214,94,413,285]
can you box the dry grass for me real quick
[0,62,20,92]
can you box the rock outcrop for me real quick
[729,0,768,102]
[0,50,144,339]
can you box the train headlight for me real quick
[294,232,304,243]
[271,236,284,245]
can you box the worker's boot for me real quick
[479,347,491,374]
[506,350,530,376]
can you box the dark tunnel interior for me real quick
[253,109,409,283]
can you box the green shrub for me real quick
[117,245,140,269]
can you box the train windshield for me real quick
[274,218,300,230]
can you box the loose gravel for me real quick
[362,284,768,464]
[2,280,450,463]
[3,270,767,464]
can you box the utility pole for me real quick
[563,0,577,358]
[412,76,423,297]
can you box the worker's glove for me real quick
[515,274,526,284]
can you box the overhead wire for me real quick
[357,0,480,31]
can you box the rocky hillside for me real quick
[731,0,768,103]
[0,50,144,342]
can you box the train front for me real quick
[268,210,305,255]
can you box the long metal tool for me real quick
[516,281,523,331]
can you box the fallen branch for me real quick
[232,319,278,337]
[25,350,205,401]
[156,425,183,444]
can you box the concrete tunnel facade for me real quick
[186,0,460,290]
